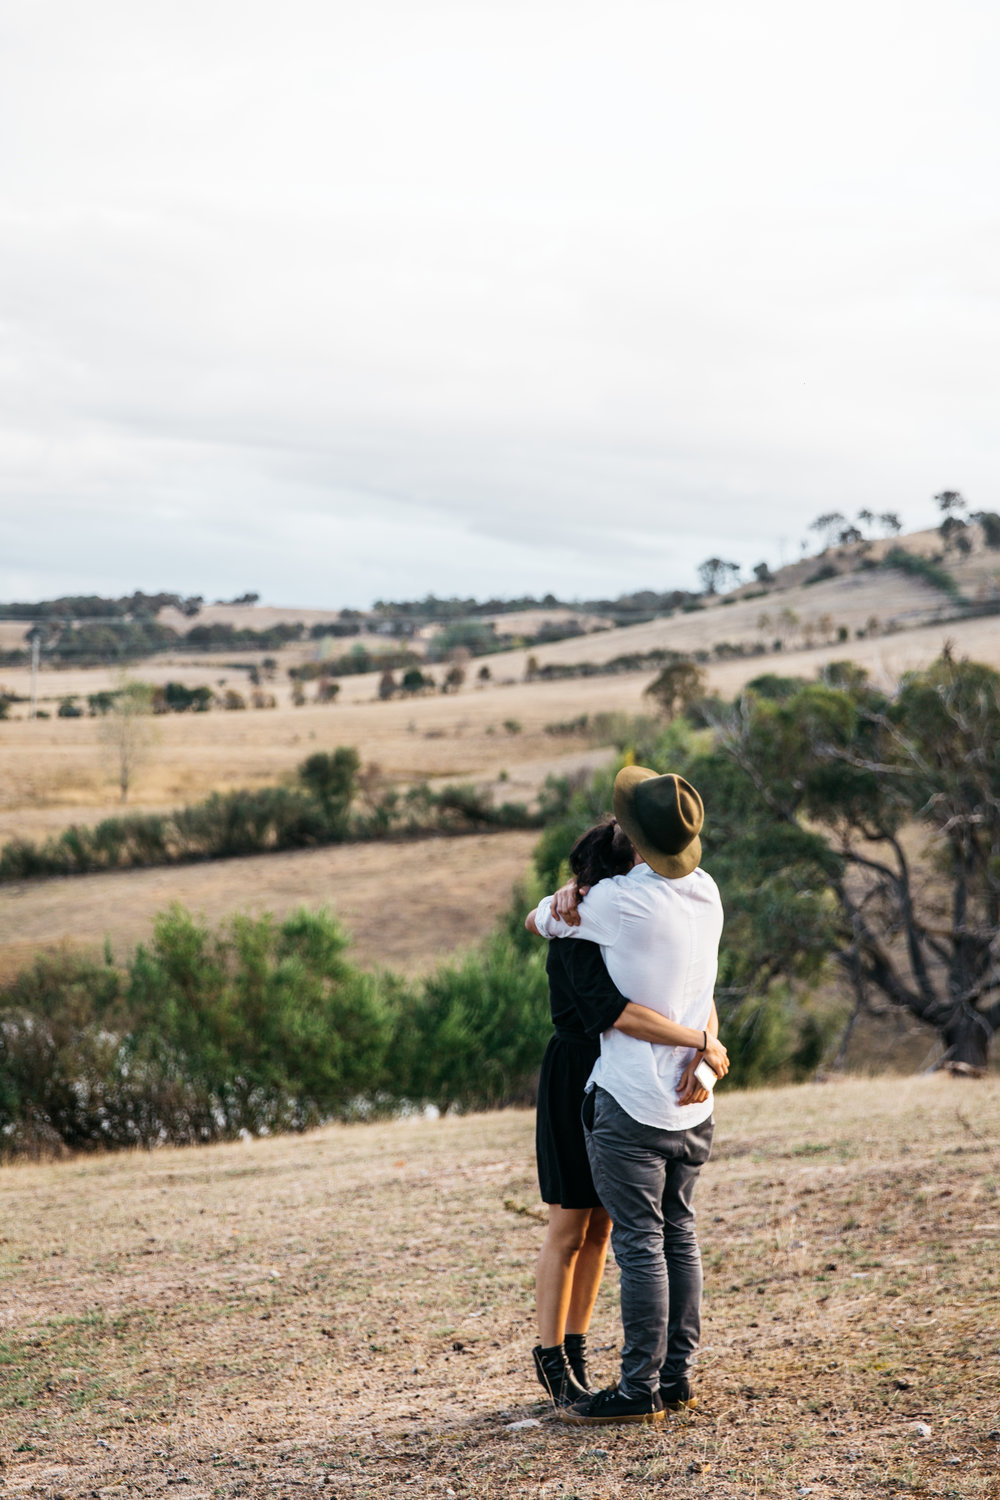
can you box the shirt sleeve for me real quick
[560,941,629,1038]
[534,880,624,945]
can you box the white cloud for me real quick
[2,0,998,605]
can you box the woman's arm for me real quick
[675,1000,725,1104]
[613,1002,728,1077]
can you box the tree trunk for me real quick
[936,1011,992,1074]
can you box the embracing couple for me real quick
[525,765,728,1426]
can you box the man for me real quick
[526,766,724,1425]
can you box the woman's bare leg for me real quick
[535,1205,591,1346]
[566,1205,612,1333]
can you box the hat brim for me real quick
[613,765,703,880]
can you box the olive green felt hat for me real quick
[612,766,703,879]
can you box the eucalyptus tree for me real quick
[697,557,741,595]
[701,656,1000,1071]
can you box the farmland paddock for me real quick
[1,1075,998,1498]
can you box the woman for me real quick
[531,817,727,1406]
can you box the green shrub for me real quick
[744,673,809,701]
[0,907,400,1155]
[0,951,140,1153]
[393,933,550,1112]
[881,547,960,600]
[127,906,395,1133]
[297,747,359,826]
[171,787,327,859]
[716,988,839,1088]
[804,563,838,585]
[972,510,1000,549]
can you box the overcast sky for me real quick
[2,0,998,608]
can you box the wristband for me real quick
[702,1030,708,1053]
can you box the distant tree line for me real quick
[0,590,204,622]
[370,586,701,626]
[0,618,308,668]
[524,642,767,684]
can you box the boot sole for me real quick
[558,1408,665,1426]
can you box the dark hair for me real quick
[569,817,635,889]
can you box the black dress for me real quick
[535,939,628,1209]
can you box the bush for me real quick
[0,897,554,1154]
[804,563,838,586]
[714,988,836,1089]
[545,714,590,737]
[881,547,960,600]
[744,673,808,701]
[297,748,359,827]
[973,510,1000,549]
[126,907,396,1133]
[393,933,550,1111]
[0,951,128,1154]
[159,682,213,713]
[180,787,333,858]
[0,908,399,1154]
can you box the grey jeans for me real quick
[583,1086,714,1399]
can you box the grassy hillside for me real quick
[4,522,1000,1046]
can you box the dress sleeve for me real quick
[560,940,629,1039]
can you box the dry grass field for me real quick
[0,829,540,984]
[1,1075,998,1499]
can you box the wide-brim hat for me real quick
[613,766,703,879]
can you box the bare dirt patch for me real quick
[1,1076,997,1498]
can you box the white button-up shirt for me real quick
[534,861,723,1130]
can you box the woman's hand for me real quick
[551,879,590,926]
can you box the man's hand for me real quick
[676,1055,710,1106]
[551,879,589,927]
[676,1033,728,1106]
[703,1033,728,1078]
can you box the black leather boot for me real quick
[563,1332,593,1391]
[532,1343,587,1407]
